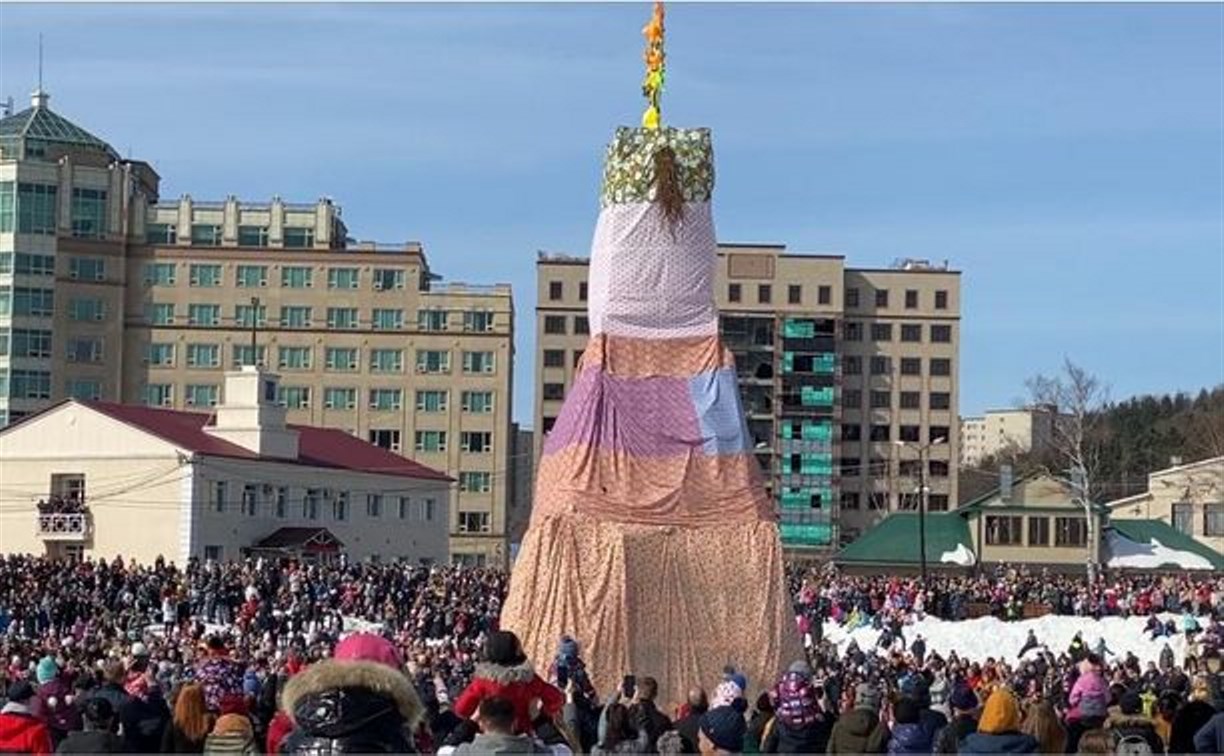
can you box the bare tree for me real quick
[1026,358,1110,581]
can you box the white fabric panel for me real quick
[587,201,719,339]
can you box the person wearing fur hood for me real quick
[454,630,565,735]
[278,633,423,754]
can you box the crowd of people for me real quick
[2,553,1224,754]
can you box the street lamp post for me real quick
[895,436,947,583]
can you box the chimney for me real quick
[1000,464,1013,503]
[204,366,299,459]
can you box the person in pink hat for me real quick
[278,633,423,754]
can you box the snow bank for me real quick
[939,544,976,567]
[1106,531,1215,571]
[824,613,1190,667]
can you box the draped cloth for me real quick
[501,127,802,707]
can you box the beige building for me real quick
[0,368,452,565]
[1108,456,1224,555]
[960,406,1056,468]
[535,247,961,552]
[0,91,514,566]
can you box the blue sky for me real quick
[2,3,1221,424]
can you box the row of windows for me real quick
[208,482,438,523]
[0,252,55,276]
[728,282,834,307]
[542,349,585,369]
[144,264,416,295]
[145,343,496,375]
[983,515,1088,547]
[143,302,494,333]
[0,183,109,238]
[144,382,495,414]
[839,492,951,512]
[837,458,951,478]
[546,279,950,312]
[843,356,953,377]
[842,390,953,411]
[1172,503,1224,538]
[846,287,950,311]
[841,423,951,444]
[541,315,590,336]
[546,281,588,302]
[0,288,110,322]
[148,224,316,249]
[844,322,953,343]
[0,369,52,399]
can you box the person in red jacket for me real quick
[454,630,563,735]
[0,681,54,756]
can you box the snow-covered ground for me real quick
[823,613,1190,667]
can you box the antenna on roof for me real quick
[38,33,44,91]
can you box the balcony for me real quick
[36,512,92,541]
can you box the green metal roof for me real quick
[1110,519,1224,570]
[0,96,117,156]
[835,512,974,565]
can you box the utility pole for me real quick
[897,436,947,584]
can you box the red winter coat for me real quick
[0,709,54,756]
[266,710,295,755]
[453,661,564,735]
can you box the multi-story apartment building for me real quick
[959,406,1057,468]
[0,91,514,565]
[536,246,960,551]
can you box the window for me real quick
[930,392,951,410]
[68,297,105,322]
[372,309,403,330]
[462,391,494,413]
[1029,517,1050,546]
[900,357,921,376]
[875,289,889,308]
[144,262,176,286]
[929,460,949,478]
[464,311,495,332]
[461,431,492,453]
[930,426,950,444]
[373,269,405,290]
[544,316,567,335]
[543,383,565,401]
[463,351,495,374]
[842,356,861,375]
[147,343,175,367]
[16,183,57,234]
[11,370,51,399]
[931,325,952,343]
[235,303,267,328]
[871,323,892,342]
[840,492,860,510]
[930,358,952,377]
[458,512,491,534]
[67,379,101,401]
[231,344,266,368]
[845,288,859,308]
[415,431,447,453]
[905,290,919,309]
[369,388,403,411]
[818,285,832,305]
[869,356,891,375]
[303,489,321,520]
[188,304,220,326]
[899,391,920,409]
[237,225,269,246]
[368,429,401,452]
[188,264,221,287]
[70,188,107,238]
[0,182,10,232]
[728,283,741,303]
[280,306,312,328]
[283,227,315,248]
[398,497,411,520]
[1206,504,1224,537]
[11,329,52,358]
[278,346,312,370]
[423,498,436,521]
[899,425,920,442]
[844,322,862,342]
[366,494,382,518]
[12,253,54,276]
[1055,517,1088,547]
[69,257,105,281]
[325,267,358,290]
[190,224,222,246]
[579,282,588,301]
[416,350,450,374]
[1172,503,1193,534]
[460,472,492,492]
[900,324,922,343]
[843,390,862,408]
[985,516,1023,546]
[186,343,220,368]
[840,458,861,478]
[928,494,949,512]
[281,266,313,288]
[573,350,584,367]
[277,385,311,409]
[186,384,219,407]
[146,223,176,245]
[758,284,772,304]
[787,284,802,305]
[416,390,448,412]
[13,287,54,317]
[235,265,267,288]
[325,347,358,372]
[324,387,357,410]
[548,281,563,301]
[574,316,590,335]
[327,307,359,329]
[145,383,173,407]
[275,487,288,518]
[841,423,862,441]
[370,348,404,373]
[543,349,565,368]
[871,391,891,409]
[869,424,891,442]
[203,545,223,562]
[935,290,948,310]
[148,303,175,325]
[237,484,259,517]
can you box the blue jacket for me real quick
[959,731,1038,754]
[888,723,934,754]
[1194,712,1224,755]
